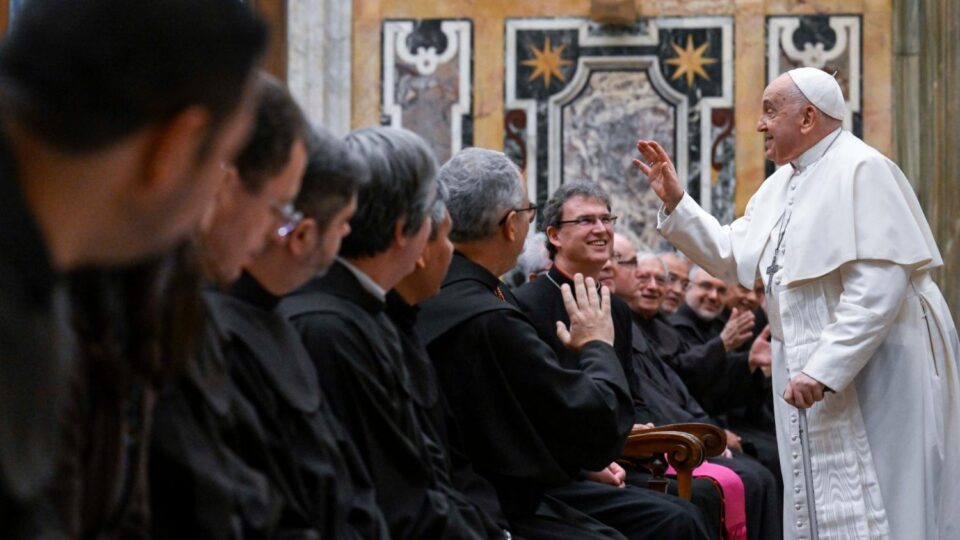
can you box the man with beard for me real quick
[513,181,711,539]
[278,127,500,539]
[668,267,781,492]
[148,75,312,537]
[0,1,266,533]
[215,126,390,538]
[627,254,782,540]
[420,150,706,539]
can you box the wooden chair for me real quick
[620,423,727,500]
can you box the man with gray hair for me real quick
[636,67,960,539]
[419,158,708,539]
[278,127,495,538]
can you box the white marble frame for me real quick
[767,15,861,131]
[505,16,733,213]
[546,56,689,198]
[381,20,472,157]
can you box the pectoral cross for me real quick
[765,261,780,295]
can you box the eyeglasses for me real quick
[613,256,638,267]
[556,214,618,228]
[636,272,667,286]
[271,200,304,237]
[668,272,690,290]
[694,281,728,296]
[498,204,539,225]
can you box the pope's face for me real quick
[756,75,806,166]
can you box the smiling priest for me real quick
[633,67,960,540]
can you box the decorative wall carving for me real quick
[381,19,473,164]
[504,17,734,247]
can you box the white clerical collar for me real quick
[337,256,387,303]
[791,127,842,172]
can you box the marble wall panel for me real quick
[504,16,733,246]
[381,19,472,164]
[561,70,675,249]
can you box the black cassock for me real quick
[277,260,501,540]
[226,272,389,538]
[419,254,707,540]
[0,131,72,536]
[668,304,782,497]
[632,313,782,540]
[514,267,722,538]
[384,290,509,537]
[149,289,282,537]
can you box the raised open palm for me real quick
[633,140,685,212]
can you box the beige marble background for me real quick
[353,0,892,216]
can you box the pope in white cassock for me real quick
[633,67,960,539]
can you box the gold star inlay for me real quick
[522,36,572,88]
[665,34,718,88]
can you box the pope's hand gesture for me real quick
[633,140,685,213]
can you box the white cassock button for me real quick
[788,198,794,205]
[791,415,798,423]
[791,184,797,191]
[775,277,782,285]
[795,504,802,511]
[797,520,804,528]
[794,469,801,477]
[793,452,799,459]
[791,435,798,442]
[795,486,802,493]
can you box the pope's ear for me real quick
[799,104,819,134]
[288,217,319,258]
[140,105,212,199]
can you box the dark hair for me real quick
[339,127,436,259]
[295,126,368,231]
[540,182,612,258]
[0,0,267,154]
[234,74,309,194]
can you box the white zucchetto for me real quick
[787,67,847,121]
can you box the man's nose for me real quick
[756,118,766,132]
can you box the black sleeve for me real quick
[290,313,486,540]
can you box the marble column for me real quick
[287,0,352,135]
[893,0,960,325]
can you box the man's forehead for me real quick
[637,258,663,273]
[562,195,608,214]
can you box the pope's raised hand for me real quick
[633,140,685,213]
[556,273,615,351]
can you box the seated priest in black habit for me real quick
[668,267,781,492]
[277,127,507,539]
[383,182,512,537]
[225,125,392,538]
[512,183,720,538]
[149,75,312,537]
[0,0,266,534]
[624,252,782,540]
[417,148,709,540]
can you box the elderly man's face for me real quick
[660,254,690,314]
[632,258,666,319]
[610,235,637,298]
[724,279,764,312]
[756,75,806,166]
[686,270,729,321]
[548,195,613,269]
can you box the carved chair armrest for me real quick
[621,429,704,500]
[633,422,727,457]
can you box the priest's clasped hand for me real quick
[633,140,685,213]
[556,273,615,352]
[783,373,827,409]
